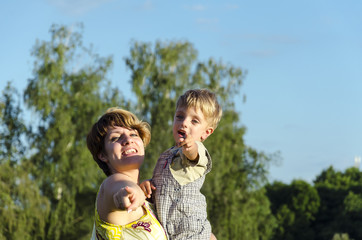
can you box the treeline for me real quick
[267,166,362,240]
[0,24,361,240]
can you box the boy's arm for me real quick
[139,179,156,199]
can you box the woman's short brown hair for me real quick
[86,108,151,176]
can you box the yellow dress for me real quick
[91,201,167,240]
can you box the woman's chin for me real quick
[122,156,144,169]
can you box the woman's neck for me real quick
[111,169,140,183]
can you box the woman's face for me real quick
[99,126,145,174]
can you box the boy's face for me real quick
[173,106,213,144]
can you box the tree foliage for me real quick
[0,83,50,240]
[266,166,362,240]
[266,180,320,240]
[21,24,123,240]
[313,166,362,240]
[0,83,27,163]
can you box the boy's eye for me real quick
[131,133,139,137]
[192,119,199,124]
[175,114,186,121]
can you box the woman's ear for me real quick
[201,127,214,141]
[98,153,108,163]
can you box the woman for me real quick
[87,108,167,240]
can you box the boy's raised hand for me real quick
[113,186,146,213]
[140,180,156,199]
[178,133,198,161]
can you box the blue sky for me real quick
[1,0,361,183]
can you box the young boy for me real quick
[140,89,222,240]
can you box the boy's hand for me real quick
[113,186,146,213]
[178,133,198,161]
[140,180,156,199]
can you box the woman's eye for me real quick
[111,136,120,142]
[111,135,121,142]
[131,133,139,137]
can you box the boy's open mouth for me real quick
[178,131,186,138]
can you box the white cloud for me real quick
[47,0,114,16]
[225,4,239,10]
[240,34,299,44]
[244,50,277,58]
[184,4,206,11]
[191,4,206,11]
[196,18,219,24]
[139,0,154,11]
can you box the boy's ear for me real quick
[201,127,214,141]
[98,153,108,163]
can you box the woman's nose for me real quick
[121,134,134,145]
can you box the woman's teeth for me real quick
[124,149,136,154]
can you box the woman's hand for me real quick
[113,186,146,213]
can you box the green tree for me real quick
[266,180,320,240]
[0,83,50,240]
[124,40,276,239]
[0,83,27,163]
[314,166,362,240]
[204,111,277,239]
[23,24,124,240]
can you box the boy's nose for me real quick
[181,120,188,128]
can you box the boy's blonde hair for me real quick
[176,89,222,129]
[86,108,151,176]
